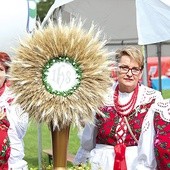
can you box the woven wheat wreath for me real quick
[9,18,113,129]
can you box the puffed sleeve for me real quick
[136,99,170,170]
[8,104,28,139]
[7,103,29,168]
[134,104,157,170]
[131,88,163,170]
[73,123,97,165]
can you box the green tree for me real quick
[37,0,55,21]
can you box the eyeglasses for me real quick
[118,65,141,75]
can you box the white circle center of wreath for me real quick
[46,62,79,92]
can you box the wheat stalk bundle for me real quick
[9,18,113,129]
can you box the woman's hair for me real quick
[115,46,144,70]
[0,52,11,71]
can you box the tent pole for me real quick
[142,45,148,86]
[38,123,42,170]
[157,43,162,92]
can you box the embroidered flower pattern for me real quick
[96,100,154,146]
[154,112,170,170]
[0,116,10,168]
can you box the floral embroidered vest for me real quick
[0,81,12,169]
[96,99,156,146]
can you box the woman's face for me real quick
[117,55,143,93]
[0,63,6,88]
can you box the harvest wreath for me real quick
[9,18,113,129]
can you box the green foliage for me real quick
[68,163,92,170]
[30,163,92,170]
[37,0,55,21]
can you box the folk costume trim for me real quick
[154,99,170,122]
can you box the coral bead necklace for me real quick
[114,84,139,116]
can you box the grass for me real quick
[24,120,80,169]
[162,90,170,99]
[24,90,170,168]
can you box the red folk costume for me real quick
[0,81,28,170]
[74,82,164,170]
[0,82,11,169]
[138,99,170,170]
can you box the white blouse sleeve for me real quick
[134,104,157,169]
[73,123,97,165]
[7,104,29,168]
[135,99,170,170]
[8,104,29,138]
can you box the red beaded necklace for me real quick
[114,84,139,116]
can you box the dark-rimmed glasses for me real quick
[119,65,141,75]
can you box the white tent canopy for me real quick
[43,0,170,45]
[43,0,138,43]
[63,0,138,42]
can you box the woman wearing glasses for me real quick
[74,46,165,170]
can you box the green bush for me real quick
[37,0,55,21]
